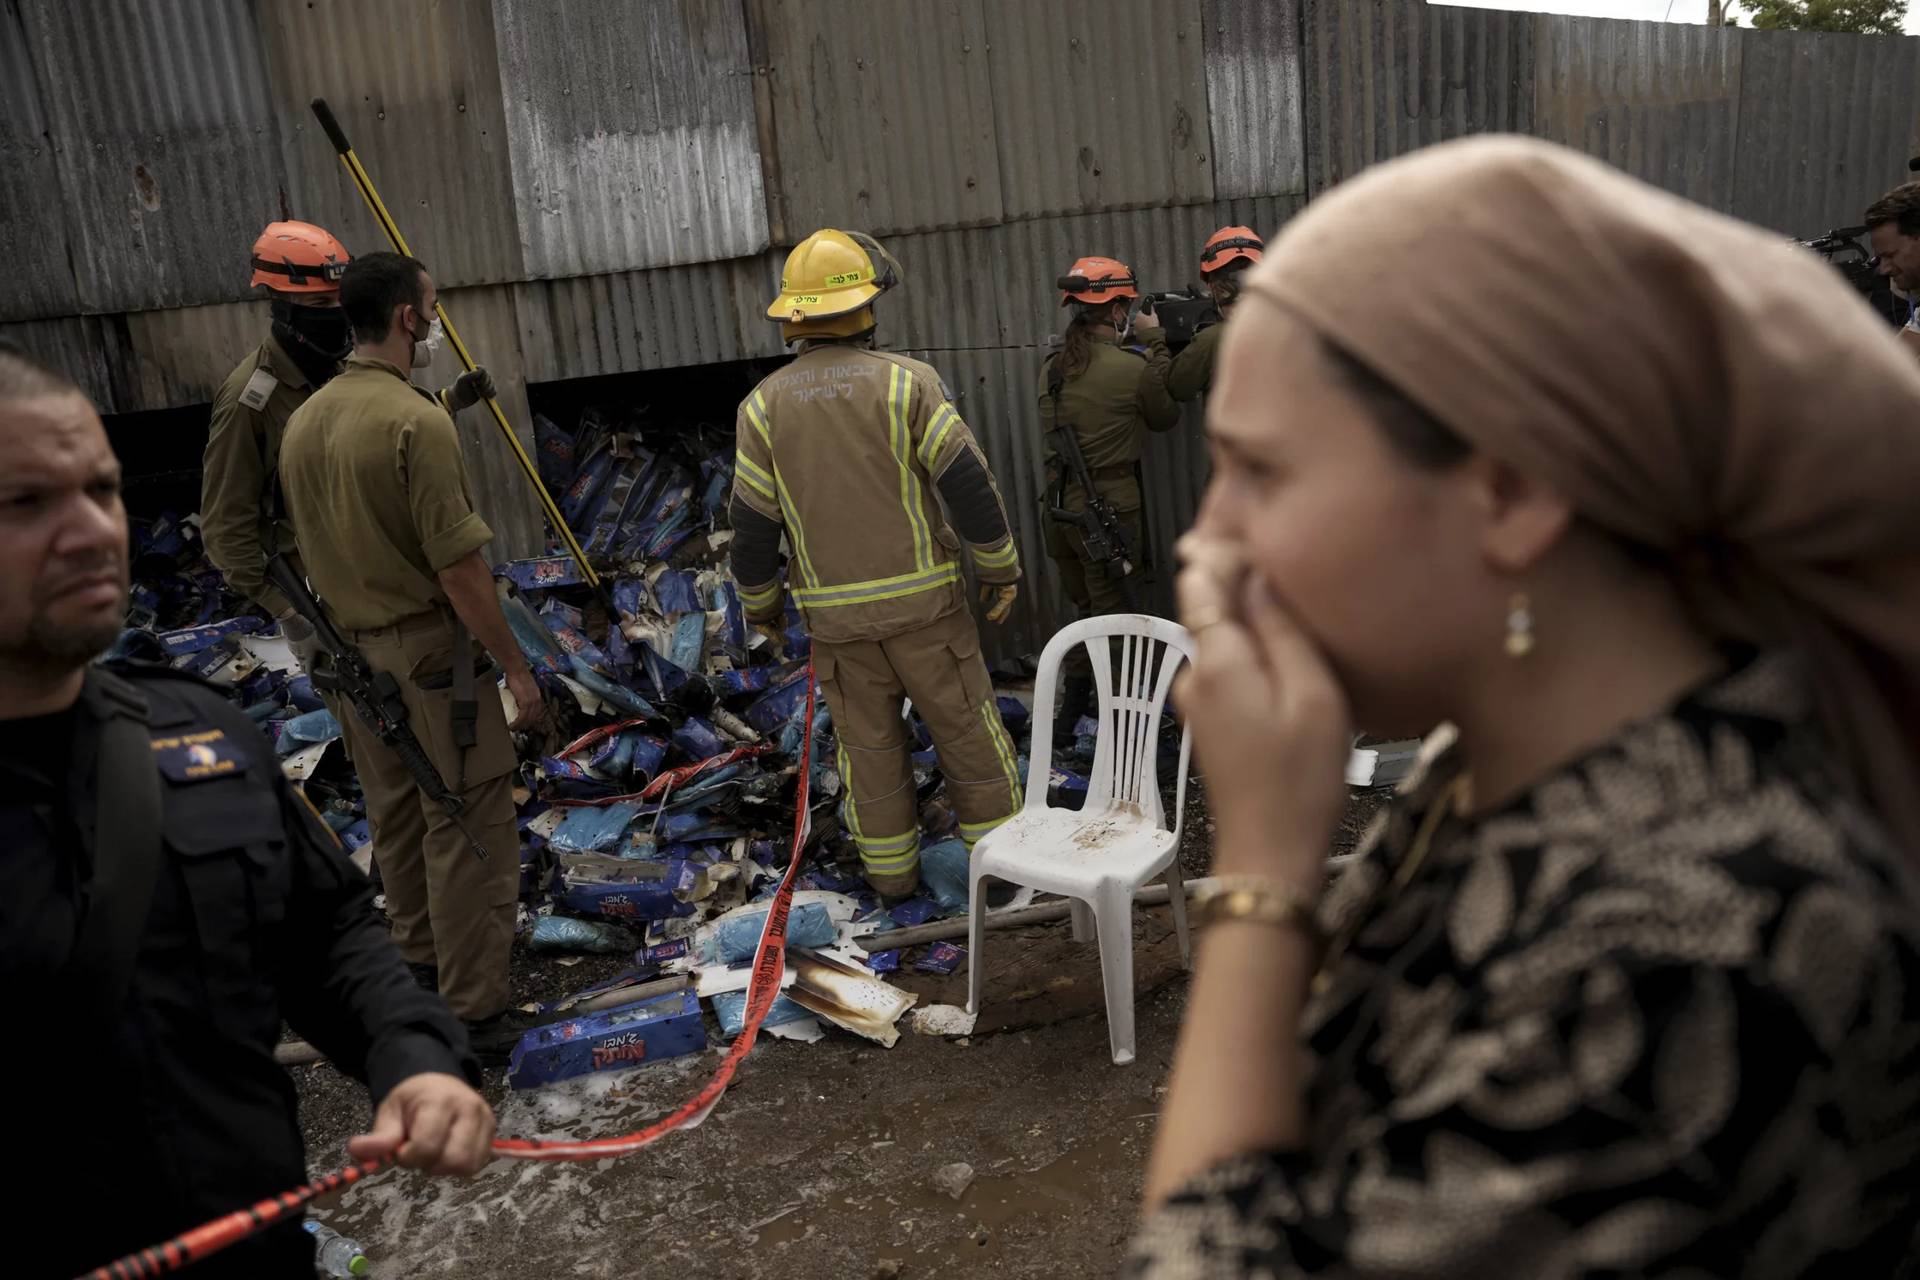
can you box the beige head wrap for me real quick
[1246,136,1920,852]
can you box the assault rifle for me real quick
[267,555,488,861]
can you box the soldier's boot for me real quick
[1052,674,1096,748]
[464,1009,549,1068]
[869,868,922,904]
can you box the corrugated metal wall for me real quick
[4,1,1918,654]
[1533,15,1743,212]
[982,0,1216,219]
[260,0,524,290]
[1203,0,1308,200]
[750,0,1004,241]
[493,0,769,277]
[0,1,79,320]
[1302,0,1535,195]
[16,0,288,313]
[1730,29,1920,235]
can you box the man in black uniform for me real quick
[0,344,495,1279]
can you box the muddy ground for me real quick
[295,781,1391,1278]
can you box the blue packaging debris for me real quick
[276,708,341,755]
[548,803,641,855]
[534,414,576,490]
[496,555,585,593]
[712,989,814,1037]
[915,942,967,975]
[530,914,641,954]
[341,819,372,855]
[286,674,325,712]
[669,612,706,670]
[557,854,703,922]
[157,615,264,657]
[745,665,814,734]
[885,897,940,928]
[671,717,726,763]
[508,988,706,1090]
[651,569,701,615]
[634,938,692,976]
[995,695,1031,738]
[716,901,838,964]
[919,838,971,912]
[867,949,901,974]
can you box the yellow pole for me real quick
[309,98,602,593]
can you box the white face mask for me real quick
[410,314,444,369]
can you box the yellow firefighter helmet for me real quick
[767,228,902,343]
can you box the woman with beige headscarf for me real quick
[1126,137,1920,1278]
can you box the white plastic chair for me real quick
[966,614,1195,1065]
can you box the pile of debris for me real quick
[122,404,1107,1088]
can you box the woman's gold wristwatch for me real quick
[1191,875,1321,937]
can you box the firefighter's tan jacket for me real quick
[728,344,1020,646]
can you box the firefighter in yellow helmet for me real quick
[201,222,493,679]
[1039,255,1180,738]
[729,230,1025,898]
[1163,226,1264,403]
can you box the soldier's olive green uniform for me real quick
[729,345,1024,896]
[202,338,324,667]
[278,355,519,1021]
[1163,320,1222,403]
[1037,327,1180,636]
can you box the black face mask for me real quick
[270,298,351,387]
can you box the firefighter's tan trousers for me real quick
[813,609,1024,897]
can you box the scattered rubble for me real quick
[932,1161,976,1200]
[128,403,1181,1090]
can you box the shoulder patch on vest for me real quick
[150,728,246,782]
[238,367,278,411]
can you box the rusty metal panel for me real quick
[1731,29,1920,236]
[260,0,523,289]
[1202,0,1307,199]
[1532,14,1742,212]
[493,0,768,276]
[397,283,545,561]
[512,253,785,381]
[0,1,79,320]
[0,314,128,413]
[1302,0,1533,194]
[983,0,1215,220]
[122,299,273,412]
[750,0,1003,240]
[15,0,288,314]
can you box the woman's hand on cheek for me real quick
[1175,549,1351,887]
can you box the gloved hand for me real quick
[981,583,1018,625]
[442,366,496,413]
[752,620,785,654]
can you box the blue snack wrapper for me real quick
[915,941,966,974]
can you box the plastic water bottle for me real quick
[303,1220,370,1277]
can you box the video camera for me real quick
[1141,288,1218,352]
[1796,225,1905,329]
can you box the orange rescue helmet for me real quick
[1057,256,1139,306]
[1199,225,1264,277]
[249,221,351,294]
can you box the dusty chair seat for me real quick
[966,614,1195,1065]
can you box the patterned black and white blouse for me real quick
[1126,653,1920,1279]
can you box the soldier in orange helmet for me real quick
[1164,225,1264,403]
[1038,255,1181,738]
